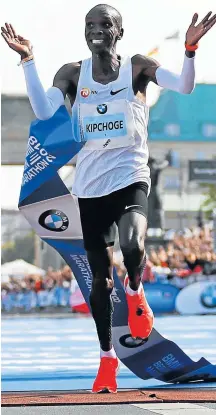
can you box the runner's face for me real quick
[85,8,120,53]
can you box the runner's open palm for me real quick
[1,23,32,56]
[186,11,216,45]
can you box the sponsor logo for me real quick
[111,287,121,303]
[80,88,91,98]
[39,210,69,232]
[80,88,97,98]
[86,120,124,133]
[146,353,183,376]
[110,87,127,96]
[125,205,143,210]
[97,104,107,114]
[119,334,148,348]
[70,254,92,291]
[103,139,111,148]
[200,284,216,308]
[22,136,56,185]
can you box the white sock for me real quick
[126,280,142,296]
[100,346,117,359]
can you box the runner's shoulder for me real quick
[131,54,160,72]
[131,54,160,83]
[54,61,82,82]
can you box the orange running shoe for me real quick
[124,275,154,339]
[92,356,119,393]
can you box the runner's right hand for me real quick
[1,23,32,58]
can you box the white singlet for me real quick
[72,56,151,198]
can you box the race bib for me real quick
[78,99,135,150]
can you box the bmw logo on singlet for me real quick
[97,104,108,114]
[39,210,69,232]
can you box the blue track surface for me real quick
[2,315,216,392]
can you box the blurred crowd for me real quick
[114,226,216,285]
[1,226,216,312]
[1,265,74,311]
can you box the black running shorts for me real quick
[78,181,148,251]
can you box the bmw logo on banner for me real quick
[39,210,69,232]
[200,283,216,308]
[176,281,216,315]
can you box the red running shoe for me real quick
[92,356,119,393]
[124,275,154,339]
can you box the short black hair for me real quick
[86,4,122,31]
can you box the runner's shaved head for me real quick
[86,4,123,31]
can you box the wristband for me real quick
[18,54,34,66]
[185,42,198,51]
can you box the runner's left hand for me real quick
[185,11,216,45]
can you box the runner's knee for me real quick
[90,275,114,297]
[120,237,145,268]
[87,248,114,293]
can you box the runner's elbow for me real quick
[34,108,56,120]
[178,82,195,94]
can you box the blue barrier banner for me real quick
[19,107,216,384]
[144,283,180,314]
[1,287,71,311]
[176,281,216,315]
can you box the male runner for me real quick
[2,4,215,393]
